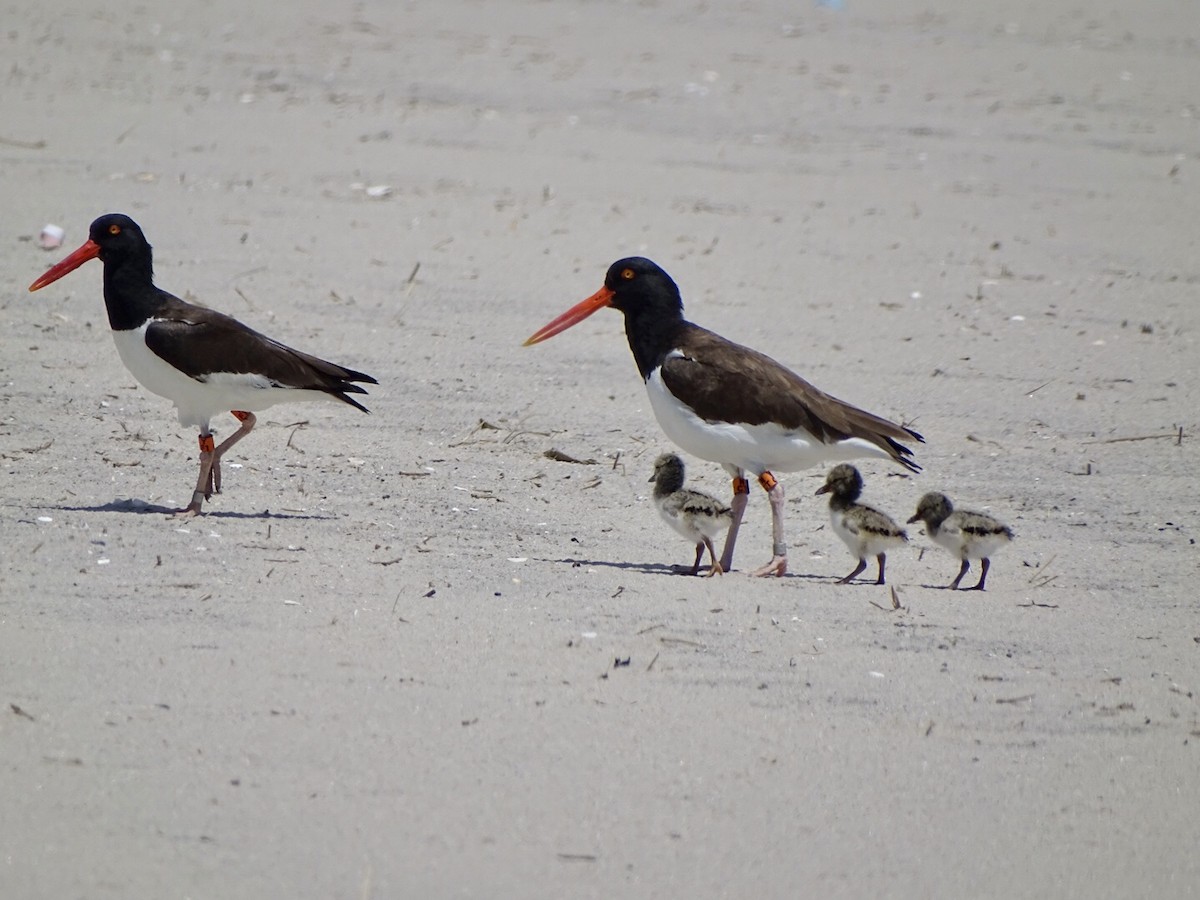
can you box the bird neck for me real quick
[653,473,685,498]
[923,509,951,532]
[623,308,687,381]
[828,494,857,512]
[102,253,161,331]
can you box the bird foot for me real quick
[171,491,207,518]
[705,561,725,577]
[750,555,788,577]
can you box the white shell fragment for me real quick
[349,183,394,200]
[40,224,65,249]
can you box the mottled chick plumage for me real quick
[649,453,733,576]
[815,464,907,584]
[907,492,1014,590]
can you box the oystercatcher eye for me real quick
[109,224,122,235]
[621,268,635,280]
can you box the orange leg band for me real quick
[732,477,751,495]
[231,410,252,422]
[758,471,778,491]
[198,434,215,453]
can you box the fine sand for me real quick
[2,1,1197,897]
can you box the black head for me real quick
[603,257,683,315]
[87,213,152,263]
[29,212,152,293]
[523,256,690,380]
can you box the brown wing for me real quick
[144,295,376,410]
[660,325,922,469]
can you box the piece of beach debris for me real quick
[40,224,65,250]
[543,448,596,464]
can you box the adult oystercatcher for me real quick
[525,257,922,576]
[29,213,377,516]
[815,464,908,585]
[648,452,733,577]
[907,492,1014,591]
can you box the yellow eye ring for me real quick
[109,224,122,235]
[621,267,635,280]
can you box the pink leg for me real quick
[749,471,787,577]
[209,410,256,494]
[718,475,750,572]
[175,432,217,517]
[173,411,257,518]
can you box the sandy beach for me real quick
[2,1,1197,897]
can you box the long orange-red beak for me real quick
[29,238,101,292]
[523,285,615,346]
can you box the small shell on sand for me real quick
[40,224,65,249]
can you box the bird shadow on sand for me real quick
[555,557,827,580]
[548,557,680,576]
[48,499,331,521]
[902,580,975,592]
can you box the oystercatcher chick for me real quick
[814,464,907,585]
[907,492,1014,590]
[648,453,733,576]
[525,257,922,576]
[29,213,377,516]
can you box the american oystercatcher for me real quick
[525,257,922,576]
[29,213,377,516]
[648,452,733,577]
[815,464,908,585]
[907,492,1014,591]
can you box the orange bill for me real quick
[29,239,101,292]
[523,285,615,346]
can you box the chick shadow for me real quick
[551,557,680,576]
[49,499,330,521]
[556,557,825,580]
